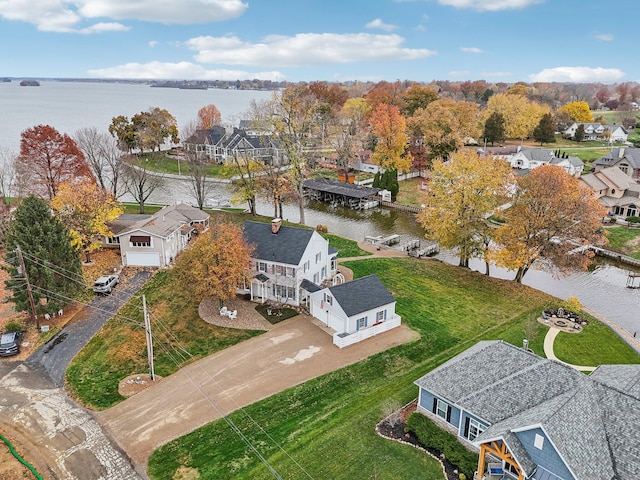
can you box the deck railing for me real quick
[332,315,401,348]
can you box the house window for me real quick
[433,398,451,422]
[106,236,120,245]
[130,235,151,247]
[331,257,337,271]
[534,434,544,450]
[313,273,319,284]
[286,266,295,277]
[324,294,333,305]
[356,317,367,330]
[467,418,487,441]
[376,310,386,322]
[619,164,629,175]
[321,266,326,279]
[275,265,284,275]
[628,205,637,217]
[258,262,267,272]
[303,260,310,273]
[315,252,321,264]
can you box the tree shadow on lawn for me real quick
[255,304,299,325]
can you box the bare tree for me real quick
[0,149,17,202]
[121,162,165,214]
[74,127,124,198]
[179,120,216,210]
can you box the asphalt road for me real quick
[25,271,151,386]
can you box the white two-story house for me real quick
[241,219,338,307]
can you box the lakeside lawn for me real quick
[604,226,640,259]
[147,257,639,480]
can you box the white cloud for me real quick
[87,61,282,81]
[437,0,543,11]
[529,66,625,83]
[365,18,397,32]
[0,0,248,32]
[186,33,436,67]
[460,47,484,54]
[415,24,426,31]
[78,22,129,34]
[595,33,614,42]
[449,70,470,77]
[149,40,159,48]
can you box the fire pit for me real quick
[554,319,567,327]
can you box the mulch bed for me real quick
[375,400,461,480]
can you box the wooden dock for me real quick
[365,234,400,246]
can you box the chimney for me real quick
[271,218,282,234]
[619,147,625,159]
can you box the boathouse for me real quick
[304,178,380,209]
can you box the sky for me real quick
[0,0,638,84]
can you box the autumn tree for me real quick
[109,115,137,153]
[408,98,480,164]
[51,179,123,263]
[532,113,556,145]
[558,101,593,123]
[482,112,506,146]
[132,108,179,152]
[179,121,216,210]
[418,150,513,270]
[483,93,550,142]
[369,104,412,172]
[197,104,222,129]
[16,125,92,200]
[74,127,124,198]
[255,162,293,219]
[173,221,253,306]
[3,195,82,318]
[228,152,260,215]
[329,97,370,178]
[491,165,607,283]
[400,84,439,116]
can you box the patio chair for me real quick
[228,310,237,320]
[220,306,228,316]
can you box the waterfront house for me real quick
[116,203,210,267]
[580,165,640,218]
[562,123,628,143]
[308,274,401,348]
[414,340,640,480]
[593,147,640,180]
[241,219,337,307]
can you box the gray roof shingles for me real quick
[414,340,640,480]
[328,274,394,317]
[243,221,315,266]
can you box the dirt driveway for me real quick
[97,315,417,471]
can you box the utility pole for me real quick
[143,295,155,381]
[15,246,39,329]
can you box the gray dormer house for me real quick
[116,203,210,267]
[563,123,628,143]
[594,147,640,180]
[414,340,640,480]
[507,148,583,177]
[309,274,401,348]
[241,220,338,307]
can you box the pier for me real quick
[304,178,380,210]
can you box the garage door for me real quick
[126,252,161,267]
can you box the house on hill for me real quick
[414,340,640,480]
[563,122,628,143]
[579,166,640,218]
[594,147,640,180]
[309,274,401,348]
[241,219,338,307]
[115,203,210,267]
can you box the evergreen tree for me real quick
[3,195,82,317]
[574,124,585,142]
[482,112,505,146]
[533,113,556,145]
[372,171,381,188]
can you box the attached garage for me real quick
[125,252,161,267]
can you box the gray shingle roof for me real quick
[303,178,381,199]
[595,147,640,168]
[117,203,209,238]
[243,221,315,266]
[414,341,640,480]
[328,274,394,317]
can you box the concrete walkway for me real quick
[543,327,597,372]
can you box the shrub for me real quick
[406,413,479,478]
[3,321,23,332]
[562,296,582,313]
[316,224,329,233]
[625,216,640,224]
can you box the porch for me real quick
[309,314,402,348]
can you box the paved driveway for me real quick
[97,316,417,470]
[25,271,151,386]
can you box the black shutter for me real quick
[463,417,470,437]
[445,405,452,423]
[432,397,438,414]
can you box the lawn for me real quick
[147,257,640,480]
[395,177,426,208]
[65,269,263,410]
[127,152,236,178]
[604,226,640,259]
[319,232,371,258]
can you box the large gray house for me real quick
[414,340,640,480]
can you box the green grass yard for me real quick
[147,257,640,479]
[604,226,640,259]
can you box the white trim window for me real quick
[303,260,310,273]
[376,310,386,322]
[436,399,449,420]
[258,262,267,272]
[315,252,321,264]
[467,418,486,441]
[356,316,367,330]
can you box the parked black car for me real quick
[0,331,23,357]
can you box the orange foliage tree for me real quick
[51,179,123,263]
[197,104,222,129]
[172,222,254,306]
[491,165,607,283]
[17,124,92,200]
[369,104,412,172]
